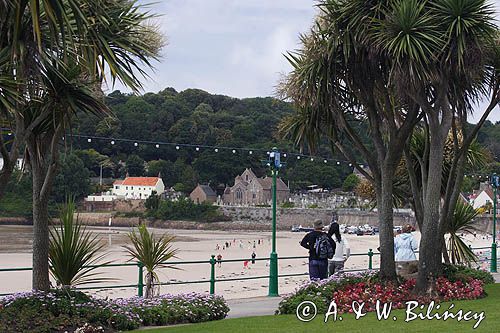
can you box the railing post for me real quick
[368,249,373,270]
[210,255,216,295]
[137,262,144,297]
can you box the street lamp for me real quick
[490,174,499,273]
[264,147,284,296]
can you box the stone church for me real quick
[223,168,290,205]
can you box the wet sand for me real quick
[0,225,493,299]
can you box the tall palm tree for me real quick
[1,0,163,290]
[280,0,498,291]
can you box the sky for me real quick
[109,0,500,123]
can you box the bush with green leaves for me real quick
[277,271,379,314]
[150,197,230,222]
[0,290,229,332]
[443,264,495,284]
[0,290,140,332]
[124,225,178,298]
[49,199,111,287]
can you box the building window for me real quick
[115,186,119,189]
[236,189,242,200]
[126,186,128,190]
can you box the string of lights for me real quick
[0,127,362,167]
[66,133,362,168]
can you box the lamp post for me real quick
[490,174,499,273]
[265,147,283,296]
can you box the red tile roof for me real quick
[119,177,160,186]
[113,180,124,185]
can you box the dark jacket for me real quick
[300,230,335,260]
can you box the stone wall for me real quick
[218,206,416,229]
[83,199,145,213]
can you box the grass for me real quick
[132,284,500,333]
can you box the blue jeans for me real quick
[309,259,328,280]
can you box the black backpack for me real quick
[315,233,334,259]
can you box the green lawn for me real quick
[134,284,500,333]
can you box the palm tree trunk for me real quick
[31,156,51,291]
[377,169,397,281]
[415,110,451,293]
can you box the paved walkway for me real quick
[493,272,500,283]
[226,296,283,318]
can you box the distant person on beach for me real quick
[327,222,350,276]
[300,220,335,280]
[251,251,256,264]
[394,224,418,275]
[239,240,243,249]
[216,254,222,268]
[253,240,256,249]
[243,260,250,269]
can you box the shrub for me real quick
[277,271,486,315]
[442,264,495,284]
[277,271,379,314]
[151,198,229,222]
[0,290,140,332]
[280,202,295,208]
[115,293,230,326]
[0,291,230,332]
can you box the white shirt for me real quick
[331,237,350,261]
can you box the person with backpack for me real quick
[327,222,350,276]
[300,220,335,280]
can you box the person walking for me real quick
[216,254,222,268]
[394,224,418,275]
[300,220,335,280]
[251,251,256,264]
[327,222,350,276]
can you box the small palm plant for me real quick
[49,198,111,288]
[446,201,480,265]
[124,224,178,298]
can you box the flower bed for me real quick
[277,268,488,315]
[0,290,229,332]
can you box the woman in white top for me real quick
[327,222,350,276]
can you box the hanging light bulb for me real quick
[336,161,340,165]
[266,151,270,155]
[297,156,301,160]
[249,150,253,155]
[176,145,180,150]
[232,149,236,154]
[283,153,287,158]
[134,142,138,147]
[310,158,314,162]
[155,144,159,148]
[349,163,353,167]
[111,140,115,145]
[196,147,200,151]
[7,132,12,136]
[215,148,219,152]
[324,159,327,163]
[87,138,92,143]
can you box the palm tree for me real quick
[124,225,178,298]
[49,198,112,287]
[0,0,163,290]
[446,201,480,265]
[280,0,498,290]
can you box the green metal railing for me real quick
[0,246,497,297]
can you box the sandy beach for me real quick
[0,225,494,299]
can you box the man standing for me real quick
[300,220,335,280]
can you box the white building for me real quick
[471,189,495,210]
[112,176,165,199]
